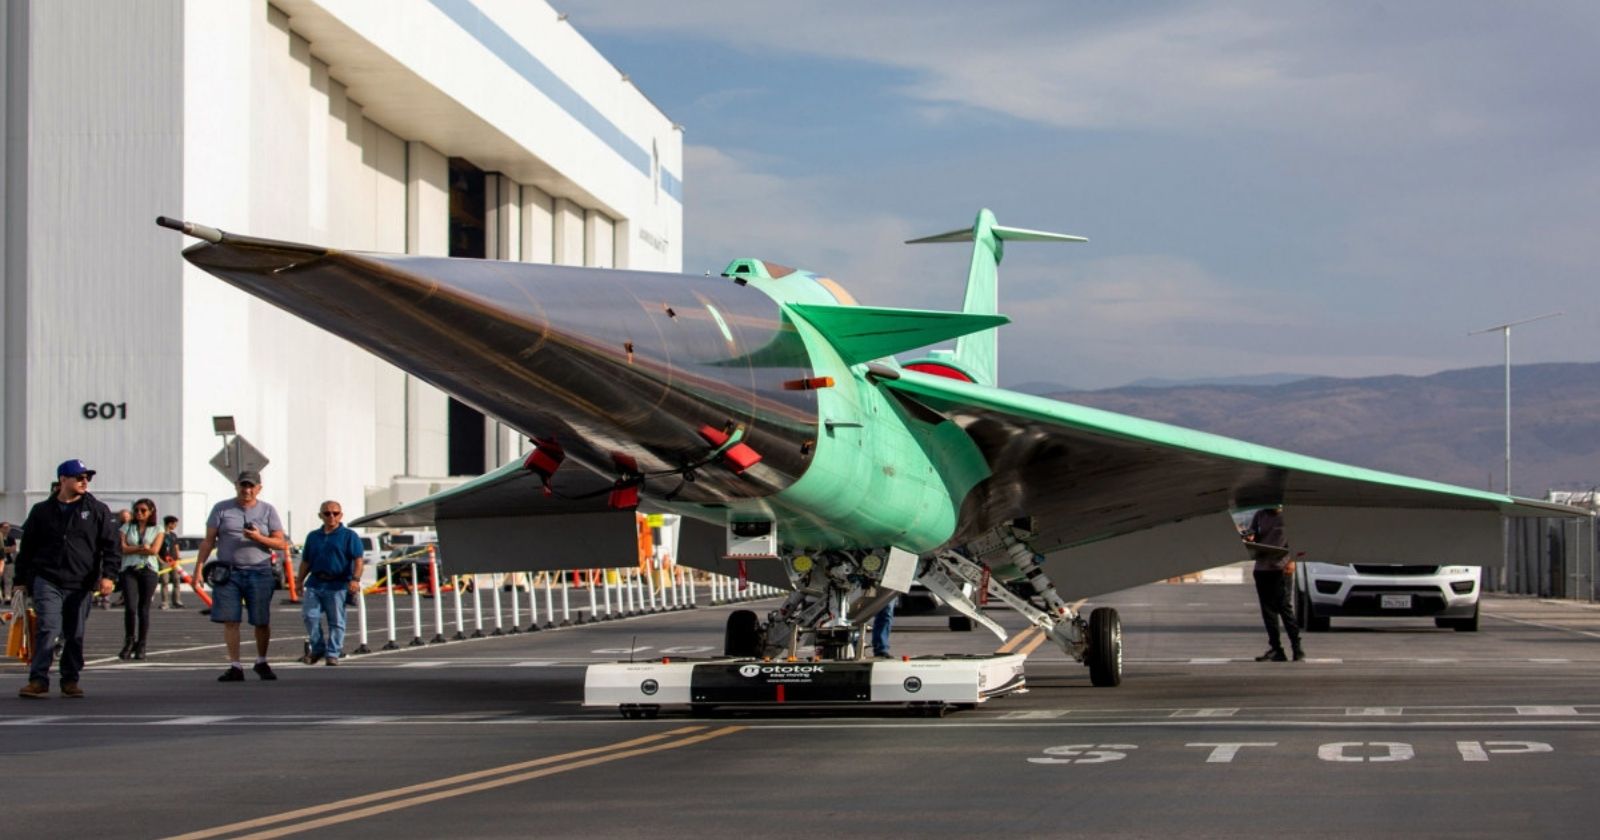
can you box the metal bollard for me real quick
[585,570,598,623]
[353,586,371,654]
[381,567,399,651]
[451,574,465,641]
[602,569,614,619]
[542,572,556,629]
[508,571,522,634]
[560,570,572,626]
[408,562,425,646]
[490,573,505,636]
[526,573,540,632]
[689,569,698,607]
[624,568,636,615]
[470,573,484,638]
[428,547,446,644]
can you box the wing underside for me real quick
[882,370,1588,598]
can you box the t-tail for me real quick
[906,209,1086,386]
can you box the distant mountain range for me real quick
[1039,362,1600,498]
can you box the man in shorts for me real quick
[195,470,288,682]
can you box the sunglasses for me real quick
[67,474,92,482]
[319,511,342,517]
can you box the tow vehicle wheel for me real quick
[948,616,974,632]
[1086,607,1123,687]
[724,609,761,657]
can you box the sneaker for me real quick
[17,681,48,699]
[1292,649,1306,662]
[299,653,323,665]
[158,603,170,610]
[324,657,339,666]
[253,662,278,681]
[60,682,84,698]
[1255,649,1288,662]
[218,666,246,682]
[173,603,185,609]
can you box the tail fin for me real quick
[906,209,1086,386]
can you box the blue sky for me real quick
[562,1,1600,389]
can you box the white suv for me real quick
[1295,562,1481,632]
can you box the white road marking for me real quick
[998,710,1070,720]
[1318,741,1414,762]
[1186,742,1276,762]
[1171,708,1239,718]
[512,661,559,667]
[1516,706,1578,716]
[155,715,235,726]
[1188,658,1232,664]
[1346,707,1403,716]
[398,661,449,668]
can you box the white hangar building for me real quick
[1,0,683,538]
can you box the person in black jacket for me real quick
[14,458,120,698]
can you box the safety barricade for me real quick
[332,558,782,658]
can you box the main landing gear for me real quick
[918,525,1123,688]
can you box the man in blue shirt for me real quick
[296,500,365,666]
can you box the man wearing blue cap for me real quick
[14,459,120,698]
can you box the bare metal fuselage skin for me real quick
[181,234,986,555]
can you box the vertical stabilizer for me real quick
[906,210,1086,386]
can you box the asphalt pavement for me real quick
[5,582,1600,838]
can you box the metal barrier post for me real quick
[526,575,541,632]
[507,571,522,634]
[408,562,425,646]
[381,566,398,650]
[647,568,659,612]
[353,588,371,654]
[428,546,446,644]
[451,574,465,641]
[622,569,635,615]
[490,573,505,636]
[602,570,614,619]
[542,572,556,629]
[560,570,572,626]
[585,569,598,623]
[470,574,484,638]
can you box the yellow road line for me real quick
[164,726,736,840]
[1017,629,1050,658]
[996,626,1040,654]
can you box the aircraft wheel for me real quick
[1086,607,1123,687]
[948,616,974,632]
[724,609,761,657]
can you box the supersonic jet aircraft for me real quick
[159,210,1581,687]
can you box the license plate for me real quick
[1380,594,1412,609]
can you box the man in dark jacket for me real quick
[1246,505,1304,662]
[14,459,120,698]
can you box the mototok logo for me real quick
[739,664,823,678]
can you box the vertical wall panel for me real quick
[520,183,553,264]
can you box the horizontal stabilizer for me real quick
[788,303,1009,366]
[906,224,1087,245]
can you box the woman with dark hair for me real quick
[118,498,164,660]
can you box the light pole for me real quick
[1468,312,1562,496]
[1469,312,1561,594]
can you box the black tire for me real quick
[948,615,974,632]
[724,609,761,657]
[1086,607,1123,688]
[1453,603,1480,632]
